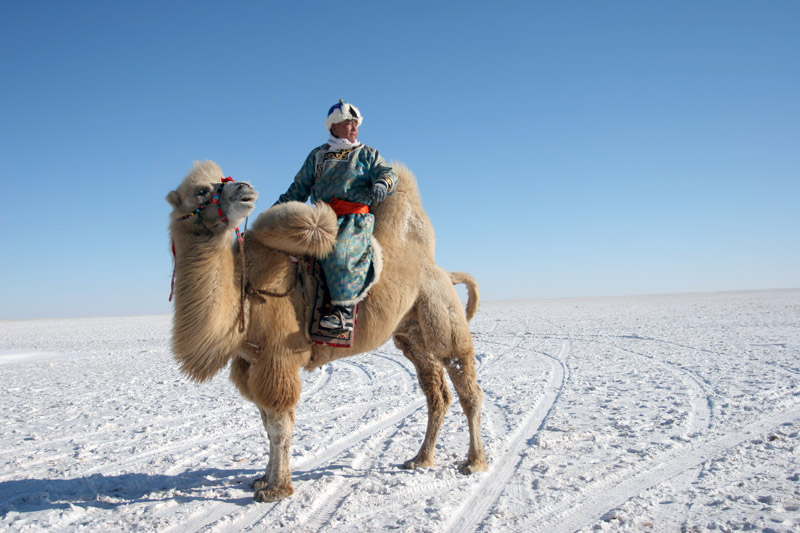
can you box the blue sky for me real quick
[1,1,798,320]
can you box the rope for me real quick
[245,278,297,299]
[237,219,298,332]
[237,221,247,332]
[244,255,299,300]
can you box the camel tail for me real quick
[450,271,480,322]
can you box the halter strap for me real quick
[177,177,234,222]
[170,176,241,302]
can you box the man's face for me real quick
[331,120,358,143]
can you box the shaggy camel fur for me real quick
[166,160,487,502]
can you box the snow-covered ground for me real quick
[1,289,799,532]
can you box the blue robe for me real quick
[278,143,397,305]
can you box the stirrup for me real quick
[320,305,353,331]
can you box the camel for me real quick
[166,160,487,502]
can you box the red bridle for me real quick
[170,176,244,302]
[177,176,235,224]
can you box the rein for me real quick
[244,256,299,300]
[237,236,298,332]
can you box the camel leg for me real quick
[394,332,452,469]
[252,406,296,502]
[444,354,488,473]
[416,268,488,474]
[250,408,274,491]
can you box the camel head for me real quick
[166,160,258,233]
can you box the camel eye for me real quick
[196,188,210,197]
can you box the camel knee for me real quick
[420,368,451,412]
[444,355,478,385]
[444,357,482,411]
[262,408,295,438]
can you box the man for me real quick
[276,100,397,331]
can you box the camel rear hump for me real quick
[372,163,436,257]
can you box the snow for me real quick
[1,289,799,532]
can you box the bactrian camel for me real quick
[166,160,487,502]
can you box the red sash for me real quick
[328,198,370,216]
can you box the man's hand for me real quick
[371,180,388,203]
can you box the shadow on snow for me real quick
[0,467,261,515]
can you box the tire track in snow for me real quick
[1,452,72,477]
[0,398,243,460]
[299,362,334,400]
[284,319,530,532]
[182,399,427,533]
[539,333,715,440]
[469,329,792,533]
[602,337,714,439]
[446,329,716,533]
[291,324,535,531]
[284,419,409,531]
[516,401,800,533]
[472,315,539,452]
[338,359,374,385]
[0,404,250,483]
[445,341,568,533]
[620,334,800,380]
[370,350,418,393]
[77,422,262,478]
[299,318,541,530]
[152,317,540,532]
[163,351,423,532]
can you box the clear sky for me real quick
[1,1,798,320]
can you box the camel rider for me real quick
[276,100,398,331]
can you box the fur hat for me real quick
[325,100,363,132]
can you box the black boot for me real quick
[320,304,354,331]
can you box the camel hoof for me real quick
[401,457,434,470]
[250,475,268,490]
[459,460,488,475]
[254,484,294,502]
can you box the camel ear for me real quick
[166,190,182,208]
